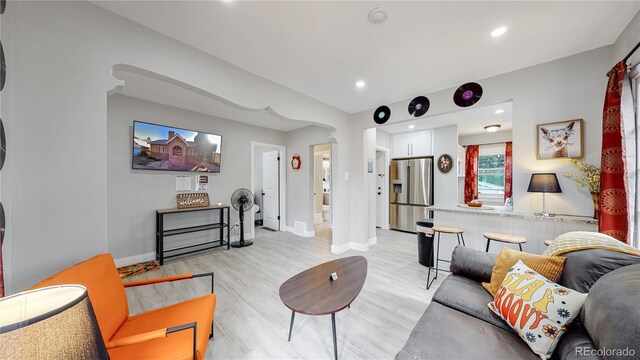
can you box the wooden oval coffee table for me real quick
[279,256,367,360]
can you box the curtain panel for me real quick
[599,61,630,244]
[505,141,513,201]
[464,145,479,203]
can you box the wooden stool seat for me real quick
[432,226,465,234]
[544,240,553,246]
[483,232,527,252]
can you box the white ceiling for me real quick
[111,65,316,132]
[93,1,640,114]
[379,101,512,136]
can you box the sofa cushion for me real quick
[450,245,497,283]
[396,301,539,360]
[488,261,587,359]
[582,264,640,356]
[32,253,129,343]
[559,249,640,292]
[551,323,601,360]
[433,274,513,333]
[483,247,566,296]
[108,294,216,360]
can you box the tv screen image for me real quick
[132,121,222,173]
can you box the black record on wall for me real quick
[373,105,391,124]
[453,82,483,107]
[408,96,430,117]
[0,201,4,244]
[0,40,5,92]
[0,117,5,171]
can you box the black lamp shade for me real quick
[527,173,562,193]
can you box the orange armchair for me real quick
[32,254,216,360]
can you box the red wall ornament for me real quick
[291,154,301,170]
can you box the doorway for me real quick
[376,146,390,229]
[313,143,332,236]
[251,142,286,239]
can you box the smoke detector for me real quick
[368,7,388,25]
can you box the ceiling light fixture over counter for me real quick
[484,124,501,133]
[491,26,508,37]
[355,80,366,88]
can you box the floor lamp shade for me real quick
[0,285,108,359]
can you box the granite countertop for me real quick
[428,204,598,225]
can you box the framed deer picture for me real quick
[536,119,584,160]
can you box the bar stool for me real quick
[426,226,465,289]
[544,240,553,246]
[483,232,527,252]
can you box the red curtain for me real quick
[504,142,513,201]
[464,145,479,203]
[0,228,3,297]
[599,61,629,244]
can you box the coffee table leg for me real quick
[331,313,338,360]
[288,311,295,342]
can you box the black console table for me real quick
[156,205,230,265]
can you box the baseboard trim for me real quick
[283,224,314,238]
[368,237,378,246]
[331,242,351,254]
[114,252,155,268]
[330,241,372,254]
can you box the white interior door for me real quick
[376,151,385,227]
[314,153,324,224]
[262,150,280,230]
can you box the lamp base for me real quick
[534,212,555,217]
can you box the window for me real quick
[477,143,506,205]
[159,146,165,153]
[172,146,182,156]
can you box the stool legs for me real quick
[426,231,440,290]
[460,233,466,246]
[485,239,491,252]
[518,243,523,251]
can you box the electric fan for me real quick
[230,188,255,248]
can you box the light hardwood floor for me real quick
[125,224,446,359]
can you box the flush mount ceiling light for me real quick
[484,124,501,133]
[355,80,366,88]
[368,7,388,25]
[495,109,504,114]
[491,26,508,37]
[409,125,415,129]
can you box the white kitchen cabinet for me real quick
[392,130,432,158]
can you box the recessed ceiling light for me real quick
[484,124,501,133]
[409,125,415,129]
[491,26,507,37]
[355,80,366,88]
[495,109,504,114]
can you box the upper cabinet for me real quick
[392,130,433,158]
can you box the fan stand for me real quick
[230,204,253,248]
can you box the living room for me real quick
[1,1,640,360]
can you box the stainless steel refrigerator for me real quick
[389,157,434,232]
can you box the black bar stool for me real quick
[426,226,465,289]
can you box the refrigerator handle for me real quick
[407,165,411,204]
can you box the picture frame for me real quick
[536,119,584,160]
[437,154,453,173]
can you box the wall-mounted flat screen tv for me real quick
[132,121,222,173]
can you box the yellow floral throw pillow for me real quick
[488,261,587,359]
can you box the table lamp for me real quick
[0,285,108,359]
[527,173,562,217]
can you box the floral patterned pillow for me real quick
[488,260,587,359]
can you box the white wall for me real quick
[2,1,351,293]
[433,125,459,205]
[612,10,640,66]
[351,46,614,247]
[107,94,286,260]
[284,125,333,235]
[376,129,391,150]
[459,130,513,147]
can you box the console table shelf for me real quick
[156,205,230,265]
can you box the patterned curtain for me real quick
[504,142,513,201]
[464,145,479,203]
[599,61,629,244]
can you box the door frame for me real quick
[376,145,390,230]
[250,141,286,239]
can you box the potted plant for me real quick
[563,159,600,219]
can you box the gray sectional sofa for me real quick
[396,246,640,360]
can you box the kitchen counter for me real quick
[428,204,597,225]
